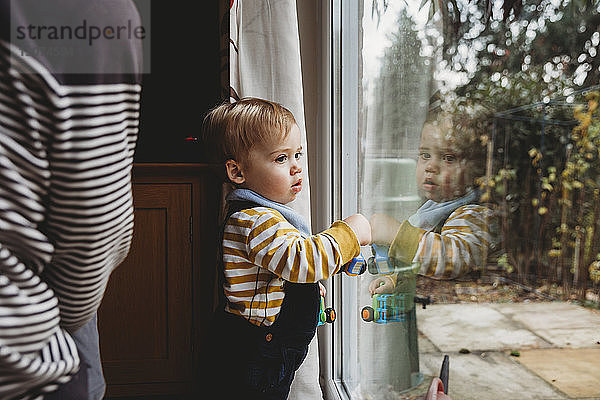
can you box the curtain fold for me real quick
[229,1,321,398]
[230,0,311,229]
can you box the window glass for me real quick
[338,1,600,398]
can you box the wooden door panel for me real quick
[99,183,192,390]
[101,208,167,362]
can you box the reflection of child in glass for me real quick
[369,111,495,295]
[203,98,371,398]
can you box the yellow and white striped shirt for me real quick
[223,207,360,326]
[390,204,497,279]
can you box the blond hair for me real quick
[201,98,297,178]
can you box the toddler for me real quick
[369,110,497,294]
[202,97,371,398]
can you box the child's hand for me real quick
[318,282,326,297]
[343,213,372,246]
[368,276,395,295]
[369,213,401,245]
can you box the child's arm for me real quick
[367,214,402,295]
[233,209,365,282]
[343,213,372,246]
[368,205,490,295]
[369,213,402,245]
[389,204,492,279]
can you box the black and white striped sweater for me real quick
[0,1,142,398]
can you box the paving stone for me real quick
[516,348,600,398]
[417,303,550,352]
[491,302,600,348]
[533,327,600,348]
[419,352,567,400]
[491,301,600,327]
[418,331,438,353]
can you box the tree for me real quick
[366,8,435,158]
[443,0,600,291]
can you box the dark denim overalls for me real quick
[212,200,320,399]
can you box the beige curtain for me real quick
[230,0,312,227]
[230,1,322,398]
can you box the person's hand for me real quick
[343,213,372,246]
[369,213,401,245]
[318,282,326,297]
[368,276,395,295]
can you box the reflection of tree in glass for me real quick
[367,0,600,295]
[370,0,600,90]
[368,9,434,158]
[549,92,600,292]
[437,0,600,91]
[449,77,600,296]
[450,79,600,298]
[444,1,600,296]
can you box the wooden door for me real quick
[98,183,193,397]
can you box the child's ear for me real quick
[225,159,245,185]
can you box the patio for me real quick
[409,301,600,400]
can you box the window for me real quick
[332,1,600,399]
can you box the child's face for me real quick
[416,122,468,202]
[238,124,304,204]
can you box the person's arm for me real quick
[367,214,402,294]
[0,45,81,399]
[1,1,142,397]
[234,209,362,282]
[369,205,493,295]
[390,205,492,279]
[370,213,402,245]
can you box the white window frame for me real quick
[336,1,362,398]
[305,0,340,397]
[315,0,363,399]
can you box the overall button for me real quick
[265,333,273,342]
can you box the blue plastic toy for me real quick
[343,254,367,276]
[361,293,410,323]
[367,244,395,275]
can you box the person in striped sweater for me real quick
[0,1,142,399]
[369,110,499,294]
[202,97,371,398]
